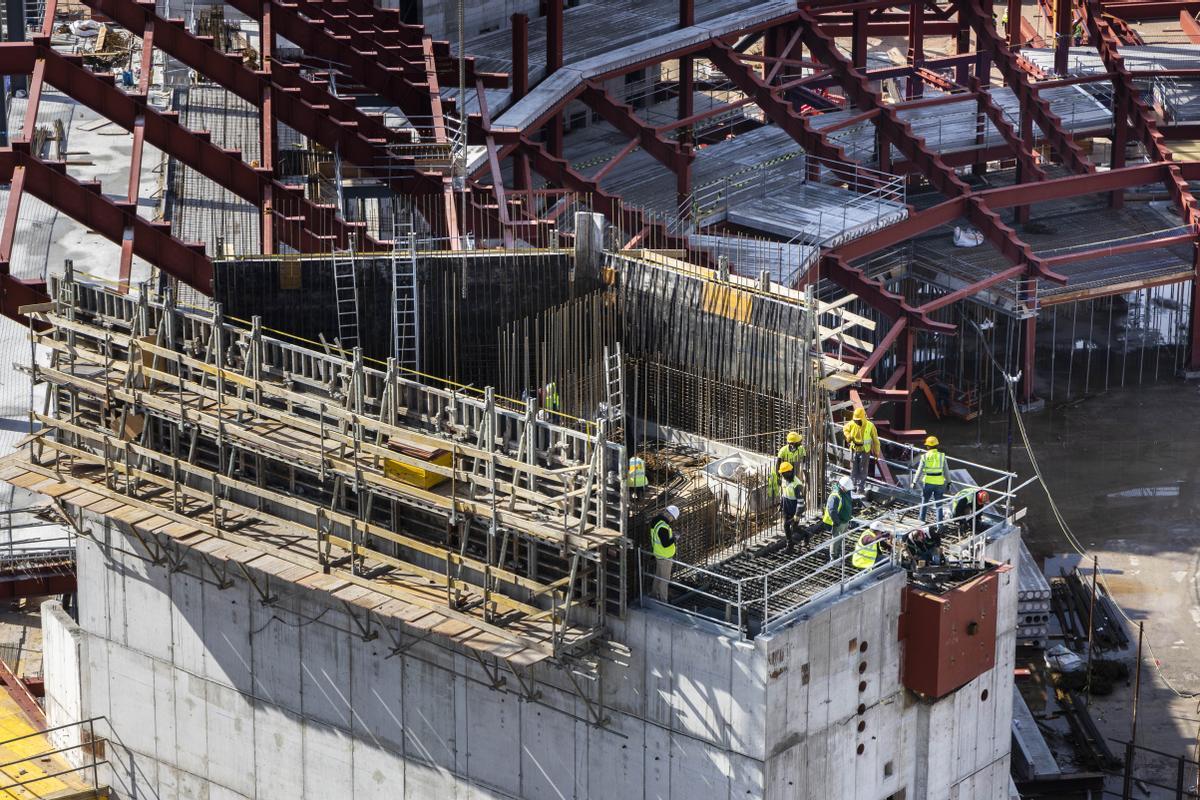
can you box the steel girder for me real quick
[84,0,444,198]
[579,82,693,178]
[0,41,377,253]
[0,146,215,322]
[1085,0,1198,226]
[960,0,1096,173]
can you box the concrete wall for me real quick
[49,509,1019,800]
[41,600,85,762]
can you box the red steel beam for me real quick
[705,42,888,188]
[960,0,1095,174]
[0,40,375,251]
[1084,0,1198,226]
[119,18,155,288]
[580,82,692,176]
[1040,232,1198,268]
[1179,8,1200,40]
[1097,0,1200,20]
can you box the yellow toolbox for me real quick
[383,442,451,489]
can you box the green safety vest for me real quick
[651,519,676,559]
[822,490,851,526]
[843,420,877,453]
[921,449,946,486]
[628,457,647,488]
[544,382,560,411]
[851,531,879,570]
[953,487,976,508]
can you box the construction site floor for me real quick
[0,684,94,799]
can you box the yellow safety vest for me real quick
[921,449,946,486]
[628,457,647,488]
[651,519,676,559]
[781,478,798,501]
[843,420,877,453]
[851,531,879,569]
[777,443,805,468]
[544,382,560,411]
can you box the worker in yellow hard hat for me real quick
[914,434,947,523]
[771,431,806,500]
[842,407,881,495]
[778,461,805,551]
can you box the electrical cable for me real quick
[970,319,1200,700]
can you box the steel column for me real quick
[511,13,531,195]
[546,0,564,159]
[118,19,154,289]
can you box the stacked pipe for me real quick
[1016,537,1051,649]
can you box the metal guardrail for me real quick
[0,716,107,796]
[638,428,1024,636]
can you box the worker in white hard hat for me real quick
[822,476,856,560]
[852,521,892,571]
[650,504,680,602]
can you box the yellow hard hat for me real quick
[786,431,801,444]
[853,407,866,421]
[779,461,794,474]
[925,435,939,447]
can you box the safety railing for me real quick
[0,716,108,797]
[638,428,1025,636]
[678,152,906,233]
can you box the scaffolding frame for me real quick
[20,273,629,665]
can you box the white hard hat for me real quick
[838,476,853,492]
[665,505,680,520]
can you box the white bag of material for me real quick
[953,226,985,248]
[70,19,101,37]
[1046,643,1085,674]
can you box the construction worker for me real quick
[905,526,943,566]
[770,431,805,500]
[1000,9,1009,34]
[1072,16,1084,45]
[915,435,947,523]
[628,455,648,500]
[842,407,881,494]
[851,523,891,571]
[650,505,679,602]
[543,381,560,413]
[823,476,855,559]
[776,431,806,475]
[952,486,990,537]
[779,462,805,550]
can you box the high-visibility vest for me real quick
[851,531,880,569]
[777,443,805,469]
[953,487,976,509]
[822,490,851,526]
[628,457,648,488]
[921,449,946,486]
[544,382,560,411]
[781,478,799,501]
[843,420,878,453]
[650,519,676,559]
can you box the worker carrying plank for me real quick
[914,435,947,523]
[842,407,880,494]
[649,505,680,602]
[778,462,806,551]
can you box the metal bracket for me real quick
[235,560,277,605]
[341,600,379,642]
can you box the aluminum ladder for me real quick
[333,251,359,351]
[603,343,623,424]
[392,232,420,370]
